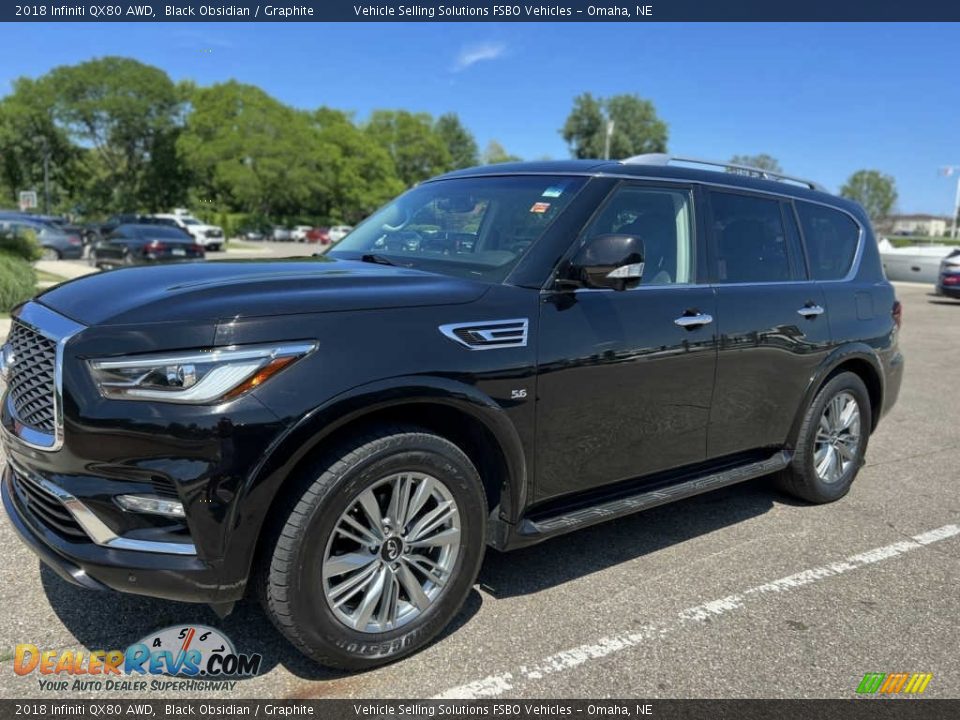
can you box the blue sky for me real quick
[1,22,956,214]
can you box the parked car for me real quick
[0,156,903,671]
[0,216,83,260]
[291,225,313,242]
[271,226,292,241]
[328,225,354,243]
[239,226,266,242]
[88,224,205,268]
[305,227,330,244]
[935,247,960,298]
[151,213,224,251]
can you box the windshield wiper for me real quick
[360,253,397,266]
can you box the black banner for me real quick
[2,700,960,720]
[3,1,960,23]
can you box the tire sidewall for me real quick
[282,435,485,667]
[798,373,871,501]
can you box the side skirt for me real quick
[489,450,791,551]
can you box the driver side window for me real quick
[583,187,694,285]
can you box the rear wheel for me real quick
[777,371,870,503]
[261,427,486,670]
[40,247,60,261]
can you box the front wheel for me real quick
[777,371,871,503]
[261,427,486,670]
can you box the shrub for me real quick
[0,252,37,312]
[0,228,44,263]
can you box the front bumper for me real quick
[2,464,225,602]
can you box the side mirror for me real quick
[565,234,645,291]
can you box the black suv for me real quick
[1,156,903,669]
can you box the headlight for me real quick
[88,342,316,404]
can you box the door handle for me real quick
[797,304,825,318]
[674,313,714,329]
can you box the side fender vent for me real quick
[439,318,529,350]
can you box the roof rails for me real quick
[619,154,827,193]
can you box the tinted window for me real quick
[796,202,860,280]
[581,186,694,285]
[710,192,791,283]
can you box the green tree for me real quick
[434,113,478,169]
[840,170,898,224]
[0,78,82,212]
[178,81,322,218]
[561,92,667,160]
[365,110,451,187]
[729,154,783,176]
[481,140,521,165]
[41,57,187,212]
[311,108,404,223]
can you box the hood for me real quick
[37,256,489,326]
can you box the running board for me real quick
[509,450,790,547]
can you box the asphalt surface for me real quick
[0,282,957,700]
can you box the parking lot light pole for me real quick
[941,166,960,239]
[33,135,50,214]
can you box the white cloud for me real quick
[453,42,506,71]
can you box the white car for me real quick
[291,225,313,242]
[328,225,354,243]
[152,212,225,251]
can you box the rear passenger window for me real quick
[710,192,792,283]
[796,202,860,280]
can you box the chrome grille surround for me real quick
[2,302,85,451]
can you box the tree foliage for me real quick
[365,110,451,187]
[482,140,521,165]
[561,92,667,159]
[729,154,783,176]
[42,57,186,212]
[840,170,898,223]
[0,77,82,211]
[434,113,478,169]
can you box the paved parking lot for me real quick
[0,282,957,700]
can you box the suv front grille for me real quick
[11,469,88,540]
[7,320,57,433]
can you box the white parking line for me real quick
[435,523,960,699]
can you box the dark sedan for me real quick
[90,224,205,268]
[0,215,84,260]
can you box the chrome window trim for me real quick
[2,302,86,452]
[9,459,197,556]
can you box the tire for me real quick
[777,371,871,503]
[41,247,60,261]
[261,426,486,670]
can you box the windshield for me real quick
[329,175,585,282]
[181,218,201,226]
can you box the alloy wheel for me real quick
[322,472,461,633]
[814,391,861,484]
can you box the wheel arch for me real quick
[787,344,885,450]
[223,376,529,594]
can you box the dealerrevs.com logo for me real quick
[13,625,262,692]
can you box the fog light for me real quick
[115,495,185,518]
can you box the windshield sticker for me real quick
[530,202,551,213]
[541,185,565,198]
